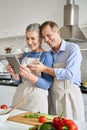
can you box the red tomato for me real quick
[0,104,8,109]
[38,116,47,123]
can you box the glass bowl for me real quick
[0,109,10,123]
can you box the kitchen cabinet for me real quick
[82,94,87,122]
[0,85,17,107]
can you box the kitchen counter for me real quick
[80,86,87,93]
[0,109,32,130]
[0,72,18,86]
[0,79,18,86]
[0,109,87,130]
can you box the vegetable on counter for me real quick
[24,112,56,120]
[38,116,47,123]
[28,112,78,130]
[0,104,8,109]
[29,125,40,130]
[53,117,78,130]
[29,122,56,130]
[52,112,78,130]
[40,122,56,130]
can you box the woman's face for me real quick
[26,30,41,52]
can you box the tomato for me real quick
[0,104,8,109]
[38,116,47,123]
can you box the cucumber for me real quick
[24,113,39,118]
[25,112,56,120]
[37,113,56,120]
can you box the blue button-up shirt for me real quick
[51,40,82,86]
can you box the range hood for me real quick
[60,0,87,42]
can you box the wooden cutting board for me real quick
[8,112,52,126]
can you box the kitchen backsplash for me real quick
[0,36,26,53]
[76,42,87,82]
[0,37,87,82]
[81,50,87,82]
[0,36,51,54]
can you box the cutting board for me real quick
[8,112,52,126]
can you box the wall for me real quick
[76,42,87,82]
[0,0,87,82]
[0,0,87,38]
[0,0,63,38]
[81,50,87,82]
[0,0,63,51]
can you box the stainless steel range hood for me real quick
[60,0,87,42]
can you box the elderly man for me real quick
[29,21,85,121]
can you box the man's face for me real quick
[41,25,60,49]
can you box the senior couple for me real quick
[7,21,85,121]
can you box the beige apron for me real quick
[12,57,48,113]
[48,63,85,121]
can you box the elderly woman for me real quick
[7,23,53,113]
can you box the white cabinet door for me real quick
[82,94,87,122]
[0,85,17,107]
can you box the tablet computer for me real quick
[6,56,20,74]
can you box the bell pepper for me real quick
[61,119,78,130]
[52,112,78,130]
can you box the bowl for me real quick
[0,109,10,123]
[4,47,12,53]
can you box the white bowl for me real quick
[0,109,10,123]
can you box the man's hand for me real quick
[27,61,46,73]
[27,61,55,76]
[19,65,38,83]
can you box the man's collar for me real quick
[51,39,67,53]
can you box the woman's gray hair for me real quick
[26,23,41,37]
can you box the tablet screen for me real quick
[6,56,20,74]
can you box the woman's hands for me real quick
[6,64,20,80]
[6,63,39,84]
[19,65,32,79]
[6,64,14,75]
